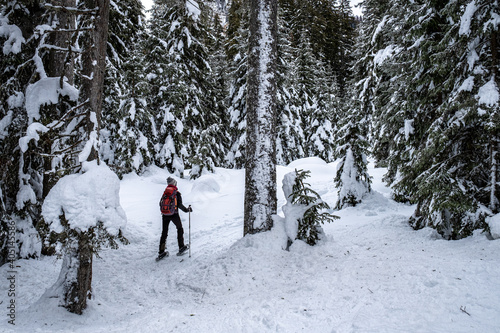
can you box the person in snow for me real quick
[158,177,192,257]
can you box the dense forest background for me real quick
[1,0,499,276]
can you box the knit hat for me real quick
[167,177,177,186]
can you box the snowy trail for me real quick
[2,158,500,332]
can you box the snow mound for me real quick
[141,165,171,184]
[284,157,335,182]
[487,214,500,239]
[287,156,327,169]
[191,174,221,194]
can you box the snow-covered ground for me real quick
[2,157,500,332]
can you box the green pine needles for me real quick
[287,169,339,246]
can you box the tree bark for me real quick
[80,0,110,162]
[61,0,109,314]
[489,31,499,213]
[244,0,278,235]
[42,0,76,199]
[63,233,93,314]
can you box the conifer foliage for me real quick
[359,0,500,238]
[144,0,228,178]
[283,169,338,246]
[102,0,153,177]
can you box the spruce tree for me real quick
[225,0,249,168]
[292,28,326,159]
[190,6,230,178]
[334,94,371,209]
[144,0,189,176]
[283,169,338,246]
[102,0,153,177]
[276,0,304,165]
[145,0,223,178]
[0,0,87,262]
[405,0,499,238]
[0,0,47,264]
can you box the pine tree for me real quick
[0,0,83,263]
[190,6,230,178]
[334,96,371,209]
[102,0,154,177]
[46,0,115,314]
[276,0,304,165]
[144,0,189,176]
[0,0,47,265]
[145,0,223,178]
[225,0,249,168]
[404,0,499,238]
[283,169,338,246]
[354,0,401,170]
[367,0,499,239]
[460,0,500,216]
[291,29,320,152]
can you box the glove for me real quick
[188,206,193,212]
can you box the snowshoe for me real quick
[156,251,169,261]
[177,245,189,256]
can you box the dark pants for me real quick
[159,214,184,253]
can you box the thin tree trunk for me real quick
[244,0,278,235]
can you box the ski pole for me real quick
[188,205,191,258]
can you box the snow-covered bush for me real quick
[282,169,338,246]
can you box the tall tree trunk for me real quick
[45,0,76,82]
[244,0,278,235]
[489,31,499,213]
[61,0,109,314]
[80,0,110,162]
[491,137,499,213]
[42,0,76,199]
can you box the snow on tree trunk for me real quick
[491,137,500,213]
[42,0,76,199]
[45,0,112,314]
[244,0,278,235]
[42,161,126,314]
[79,0,110,163]
[43,233,92,315]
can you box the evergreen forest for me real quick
[1,0,499,305]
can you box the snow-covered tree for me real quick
[244,0,278,235]
[403,0,499,238]
[282,169,338,246]
[365,0,499,239]
[334,97,371,209]
[145,0,225,178]
[190,7,230,178]
[225,0,249,168]
[0,0,81,264]
[41,161,127,314]
[276,1,304,165]
[102,0,154,177]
